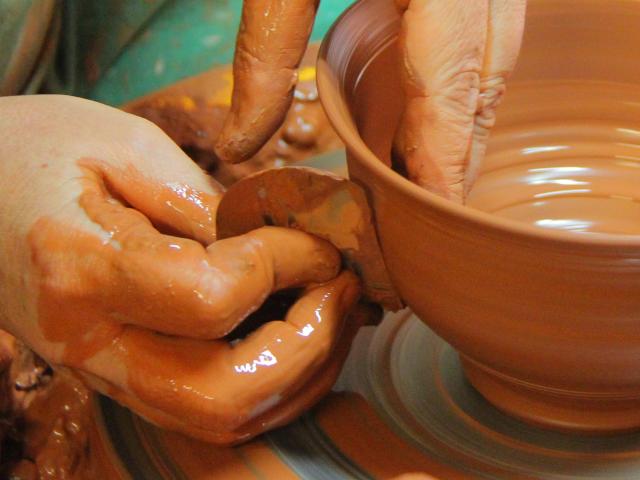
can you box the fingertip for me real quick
[213,132,249,165]
[335,270,362,308]
[249,226,341,288]
[302,270,361,316]
[312,236,342,281]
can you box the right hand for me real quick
[214,0,526,204]
[0,94,361,445]
[393,0,527,202]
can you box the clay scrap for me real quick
[217,166,403,311]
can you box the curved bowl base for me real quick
[462,356,640,435]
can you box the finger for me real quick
[80,127,224,245]
[83,299,369,445]
[38,167,340,340]
[463,0,527,196]
[23,95,223,244]
[393,0,488,203]
[86,301,354,446]
[215,166,403,311]
[7,95,223,245]
[84,271,361,437]
[227,301,373,444]
[214,0,320,164]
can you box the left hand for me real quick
[0,94,362,445]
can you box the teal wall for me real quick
[86,0,351,106]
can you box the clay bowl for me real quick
[318,0,640,434]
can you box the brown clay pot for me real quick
[318,0,640,434]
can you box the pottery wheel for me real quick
[96,308,640,479]
[93,150,640,479]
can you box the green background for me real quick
[76,0,350,106]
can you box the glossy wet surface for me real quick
[97,310,640,479]
[352,28,640,237]
[468,81,640,235]
[93,0,640,473]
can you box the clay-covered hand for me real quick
[214,0,320,164]
[394,0,527,203]
[0,95,362,444]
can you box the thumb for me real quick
[95,121,225,244]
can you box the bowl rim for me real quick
[316,0,640,249]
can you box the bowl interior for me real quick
[340,0,640,236]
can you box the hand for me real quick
[214,0,526,204]
[0,94,361,444]
[393,0,527,202]
[214,0,320,164]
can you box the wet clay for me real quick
[0,335,118,479]
[467,81,640,235]
[359,40,640,236]
[30,157,341,344]
[9,373,116,479]
[216,166,402,310]
[214,0,320,164]
[312,393,457,479]
[27,157,361,444]
[318,0,640,433]
[392,0,525,202]
[144,392,444,479]
[123,44,341,187]
[103,272,360,444]
[151,432,299,479]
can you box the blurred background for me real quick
[1,0,349,103]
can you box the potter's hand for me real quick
[394,0,527,203]
[214,0,319,164]
[0,95,362,444]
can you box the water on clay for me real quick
[469,81,640,236]
[354,41,640,236]
[96,74,640,480]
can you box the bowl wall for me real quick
[318,0,640,432]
